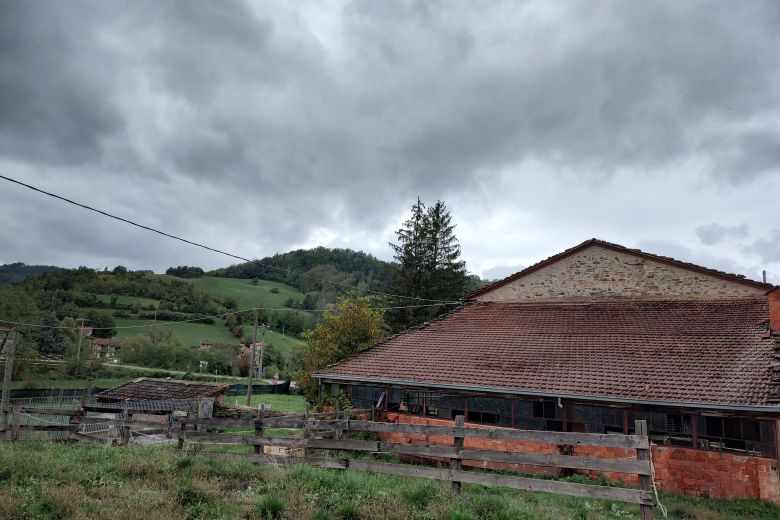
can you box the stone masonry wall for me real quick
[477,245,765,301]
[382,413,780,503]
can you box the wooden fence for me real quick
[1,407,656,518]
[176,411,656,518]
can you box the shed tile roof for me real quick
[97,378,228,401]
[318,298,776,408]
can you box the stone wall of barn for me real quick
[382,412,780,503]
[477,245,765,301]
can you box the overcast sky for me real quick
[1,0,779,283]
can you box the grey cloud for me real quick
[695,223,750,246]
[2,1,780,271]
[482,264,525,282]
[749,229,780,265]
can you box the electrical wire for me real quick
[0,174,454,303]
[0,301,461,330]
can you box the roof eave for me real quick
[314,374,780,414]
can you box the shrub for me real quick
[252,495,285,520]
[337,500,361,520]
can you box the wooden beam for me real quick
[305,419,649,449]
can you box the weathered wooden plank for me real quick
[178,432,649,475]
[635,421,654,519]
[344,460,651,504]
[305,420,649,449]
[71,417,168,429]
[390,444,650,475]
[182,432,382,452]
[17,407,84,417]
[17,424,77,432]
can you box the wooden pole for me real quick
[635,420,653,520]
[254,408,265,455]
[246,308,259,406]
[452,415,465,492]
[258,325,266,381]
[11,406,21,442]
[0,328,19,433]
[74,318,85,376]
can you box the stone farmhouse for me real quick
[315,239,780,502]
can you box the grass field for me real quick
[114,317,237,346]
[222,394,307,414]
[187,277,305,311]
[1,442,777,520]
[93,293,160,307]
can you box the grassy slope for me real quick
[1,442,777,520]
[114,317,237,346]
[93,294,160,306]
[186,276,304,310]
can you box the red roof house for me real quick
[316,239,780,502]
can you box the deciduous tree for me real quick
[296,298,384,401]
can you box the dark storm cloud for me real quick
[695,223,750,246]
[1,0,779,272]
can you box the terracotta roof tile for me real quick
[319,298,775,407]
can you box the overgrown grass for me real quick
[223,393,307,414]
[1,442,778,519]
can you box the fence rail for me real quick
[0,406,656,517]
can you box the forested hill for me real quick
[210,247,395,299]
[0,262,61,283]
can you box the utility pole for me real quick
[1,328,20,433]
[74,318,85,377]
[246,307,259,406]
[258,324,266,381]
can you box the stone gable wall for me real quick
[477,245,765,301]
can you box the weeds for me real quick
[0,441,777,520]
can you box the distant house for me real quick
[77,326,94,337]
[91,337,122,362]
[97,377,229,404]
[316,239,780,502]
[199,340,213,349]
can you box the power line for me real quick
[0,174,454,303]
[0,301,461,331]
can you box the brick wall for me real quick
[477,245,765,301]
[769,290,780,332]
[382,412,780,503]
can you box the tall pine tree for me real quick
[387,199,468,331]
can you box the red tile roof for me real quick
[91,337,122,346]
[97,378,229,401]
[318,298,776,408]
[468,239,776,299]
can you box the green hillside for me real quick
[186,276,304,310]
[114,318,236,346]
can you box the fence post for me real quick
[303,403,311,457]
[11,406,21,442]
[254,408,265,455]
[635,420,653,520]
[177,419,186,451]
[451,415,465,492]
[122,411,133,446]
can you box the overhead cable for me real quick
[0,174,454,303]
[0,301,461,331]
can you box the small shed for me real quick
[97,377,229,404]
